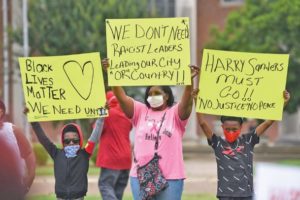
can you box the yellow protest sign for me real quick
[196,49,289,120]
[19,52,107,122]
[106,17,191,86]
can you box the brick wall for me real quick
[195,0,279,144]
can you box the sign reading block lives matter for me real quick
[19,52,107,122]
[106,17,191,86]
[196,49,289,120]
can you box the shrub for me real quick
[33,143,49,166]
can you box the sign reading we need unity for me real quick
[19,52,107,122]
[106,17,191,86]
[196,49,289,120]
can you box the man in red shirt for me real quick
[96,91,132,200]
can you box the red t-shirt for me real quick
[96,97,132,170]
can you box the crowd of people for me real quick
[0,58,290,200]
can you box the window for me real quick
[220,0,244,7]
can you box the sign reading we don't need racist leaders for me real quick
[19,53,107,122]
[106,17,191,86]
[196,49,289,120]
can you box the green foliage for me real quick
[21,0,154,57]
[207,0,300,113]
[14,0,156,135]
[33,142,49,166]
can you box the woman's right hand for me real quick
[191,88,199,102]
[23,107,29,115]
[101,58,109,71]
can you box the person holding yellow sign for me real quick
[102,58,198,200]
[24,108,104,200]
[194,89,290,200]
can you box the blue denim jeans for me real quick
[130,176,184,200]
[98,168,130,200]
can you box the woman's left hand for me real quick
[189,65,200,80]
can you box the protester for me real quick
[96,90,132,200]
[102,58,199,200]
[0,100,36,200]
[25,107,104,200]
[195,89,290,200]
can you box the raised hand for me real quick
[189,65,200,80]
[101,58,110,71]
[283,90,290,107]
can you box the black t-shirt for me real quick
[208,131,259,198]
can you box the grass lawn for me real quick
[28,194,216,200]
[278,159,300,167]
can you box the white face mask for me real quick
[147,95,164,108]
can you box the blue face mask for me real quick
[64,145,80,158]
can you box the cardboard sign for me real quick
[106,17,191,86]
[19,52,107,122]
[196,49,289,120]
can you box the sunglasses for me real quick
[63,138,80,145]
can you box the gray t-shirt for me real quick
[208,131,259,198]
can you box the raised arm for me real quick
[85,117,104,155]
[192,88,214,140]
[102,58,134,118]
[178,65,199,120]
[30,122,58,158]
[255,90,290,136]
[112,86,134,118]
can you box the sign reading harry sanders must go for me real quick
[196,49,289,120]
[106,17,191,86]
[19,52,107,122]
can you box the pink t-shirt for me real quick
[130,100,188,179]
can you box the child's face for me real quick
[222,120,242,143]
[63,132,80,146]
[221,121,242,133]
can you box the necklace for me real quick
[229,139,239,150]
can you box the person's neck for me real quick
[151,104,168,111]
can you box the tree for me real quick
[15,0,155,135]
[207,0,300,113]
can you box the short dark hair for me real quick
[220,116,243,125]
[62,124,79,135]
[144,86,174,108]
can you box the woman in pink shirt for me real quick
[102,59,198,200]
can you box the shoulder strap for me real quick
[154,112,166,151]
[133,111,167,163]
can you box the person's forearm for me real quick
[31,122,56,156]
[255,120,274,136]
[112,86,134,118]
[196,113,213,140]
[178,85,193,120]
[88,118,104,143]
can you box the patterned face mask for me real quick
[64,145,80,158]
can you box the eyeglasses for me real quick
[63,138,80,145]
